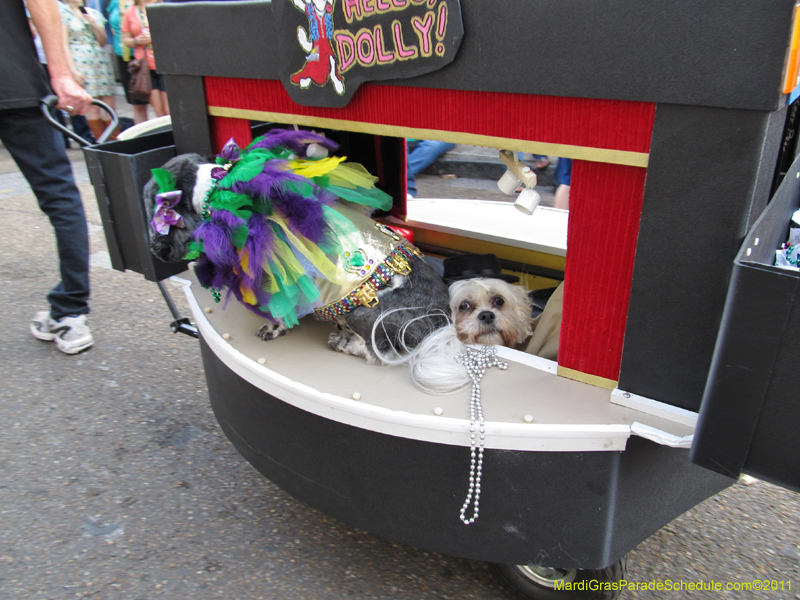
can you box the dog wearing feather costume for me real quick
[145,129,450,363]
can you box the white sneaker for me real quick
[30,311,94,354]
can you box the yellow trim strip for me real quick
[209,106,650,168]
[557,366,618,390]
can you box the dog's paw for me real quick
[328,330,358,353]
[328,331,375,362]
[256,321,289,341]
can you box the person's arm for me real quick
[121,7,149,49]
[120,28,135,48]
[82,8,107,46]
[122,27,149,48]
[27,0,92,114]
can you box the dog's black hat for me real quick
[442,253,519,284]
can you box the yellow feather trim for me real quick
[239,248,250,274]
[287,156,346,179]
[270,216,341,283]
[327,162,380,190]
[240,286,257,305]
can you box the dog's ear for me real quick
[502,281,535,344]
[505,280,534,310]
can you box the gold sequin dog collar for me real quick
[314,240,424,323]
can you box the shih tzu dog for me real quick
[144,128,450,364]
[443,254,534,348]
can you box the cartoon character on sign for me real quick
[290,0,345,95]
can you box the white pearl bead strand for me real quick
[456,346,507,525]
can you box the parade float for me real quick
[67,1,800,597]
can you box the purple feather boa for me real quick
[249,128,339,156]
[229,163,334,245]
[194,211,244,268]
[195,254,277,321]
[272,190,329,243]
[236,216,274,306]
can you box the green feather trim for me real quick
[283,179,316,198]
[252,196,275,216]
[326,185,393,211]
[263,273,320,328]
[231,225,249,250]
[219,155,267,187]
[151,168,176,194]
[182,240,203,261]
[209,190,254,221]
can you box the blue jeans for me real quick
[70,115,95,145]
[0,107,90,319]
[406,140,456,197]
[554,157,573,186]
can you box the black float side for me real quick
[200,338,732,569]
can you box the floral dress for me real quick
[59,3,116,97]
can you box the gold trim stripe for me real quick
[208,106,650,168]
[557,366,618,390]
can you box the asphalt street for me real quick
[0,110,799,600]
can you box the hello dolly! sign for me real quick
[273,0,464,107]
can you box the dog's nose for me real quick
[478,310,495,323]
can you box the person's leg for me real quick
[85,103,107,142]
[0,108,90,319]
[153,71,169,117]
[554,158,572,187]
[99,95,116,122]
[406,140,456,197]
[553,158,572,210]
[407,140,457,177]
[98,95,119,140]
[133,103,149,124]
[159,90,169,116]
[148,86,166,117]
[406,140,418,197]
[554,184,570,210]
[149,72,169,117]
[69,115,95,144]
[407,171,417,198]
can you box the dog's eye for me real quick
[492,296,505,308]
[458,301,472,312]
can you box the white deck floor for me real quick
[179,271,695,454]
